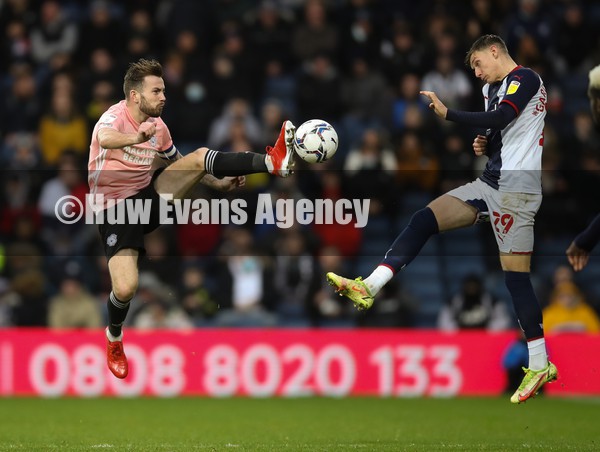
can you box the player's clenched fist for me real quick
[473,134,487,156]
[136,120,157,144]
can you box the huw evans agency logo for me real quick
[55,193,371,229]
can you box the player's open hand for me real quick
[420,91,448,119]
[566,241,590,272]
[473,134,487,156]
[137,120,157,144]
[218,176,246,192]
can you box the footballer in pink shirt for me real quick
[88,59,296,379]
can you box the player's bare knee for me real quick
[112,280,137,302]
[192,147,209,171]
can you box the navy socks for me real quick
[381,207,439,272]
[505,271,544,339]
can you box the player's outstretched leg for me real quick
[510,361,558,404]
[265,120,296,177]
[106,327,128,379]
[326,273,374,310]
[326,206,441,311]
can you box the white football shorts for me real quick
[447,178,542,254]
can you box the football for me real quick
[293,119,338,163]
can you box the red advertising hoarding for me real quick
[0,329,596,397]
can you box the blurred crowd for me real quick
[1,0,600,330]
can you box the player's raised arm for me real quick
[97,120,157,149]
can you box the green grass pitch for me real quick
[0,396,597,451]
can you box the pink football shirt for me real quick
[88,100,174,209]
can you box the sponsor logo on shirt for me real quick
[507,80,520,95]
[102,113,118,123]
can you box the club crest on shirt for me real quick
[107,234,117,247]
[507,80,520,95]
[149,136,158,147]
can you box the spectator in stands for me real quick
[439,132,474,193]
[0,172,40,241]
[259,98,288,149]
[337,0,382,68]
[2,63,42,133]
[1,132,43,172]
[543,281,600,333]
[84,80,118,131]
[260,58,297,118]
[339,56,392,147]
[502,0,552,58]
[127,9,160,57]
[208,51,252,111]
[132,272,194,330]
[1,19,31,73]
[394,130,440,194]
[553,1,596,74]
[179,266,219,326]
[344,127,396,218]
[296,51,341,122]
[213,227,277,327]
[390,72,430,134]
[30,0,77,67]
[77,0,124,60]
[9,265,47,326]
[47,261,102,328]
[5,212,44,257]
[160,50,213,145]
[464,0,501,43]
[247,1,293,72]
[272,229,320,326]
[79,48,122,109]
[438,273,512,331]
[207,98,262,150]
[134,298,195,330]
[380,22,426,82]
[421,54,473,111]
[291,0,338,63]
[123,33,153,66]
[0,0,37,34]
[38,152,86,226]
[38,91,88,166]
[217,27,258,100]
[308,168,362,258]
[137,228,181,288]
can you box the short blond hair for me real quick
[589,64,600,97]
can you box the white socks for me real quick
[363,265,394,296]
[527,338,548,371]
[106,328,123,343]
